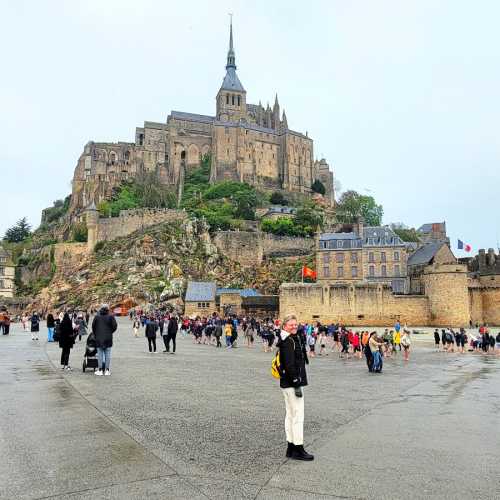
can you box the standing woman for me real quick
[145,315,158,353]
[401,330,411,361]
[46,313,55,342]
[76,314,88,341]
[59,313,75,371]
[30,312,40,340]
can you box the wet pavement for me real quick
[1,319,499,499]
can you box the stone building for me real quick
[316,223,408,293]
[407,241,457,294]
[70,21,334,216]
[417,222,449,245]
[184,281,217,318]
[0,246,15,298]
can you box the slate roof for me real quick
[407,242,444,266]
[362,226,404,246]
[170,111,214,124]
[320,233,362,241]
[217,288,261,297]
[185,281,216,302]
[220,67,245,92]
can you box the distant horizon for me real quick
[2,0,499,255]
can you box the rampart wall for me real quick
[213,231,313,266]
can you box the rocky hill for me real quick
[26,218,312,313]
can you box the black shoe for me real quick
[291,445,314,461]
[286,442,295,458]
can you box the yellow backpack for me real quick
[271,351,282,379]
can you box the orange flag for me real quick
[302,266,317,280]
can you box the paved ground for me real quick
[1,319,499,500]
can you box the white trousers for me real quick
[282,387,304,445]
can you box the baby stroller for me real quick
[82,332,99,372]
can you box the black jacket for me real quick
[277,332,308,389]
[46,314,55,328]
[92,308,117,348]
[145,320,158,338]
[59,317,75,349]
[167,318,178,336]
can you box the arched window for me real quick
[110,151,117,165]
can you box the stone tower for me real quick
[85,202,99,252]
[215,19,247,122]
[423,263,470,326]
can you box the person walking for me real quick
[369,332,384,372]
[30,312,40,340]
[165,315,178,354]
[92,304,117,376]
[401,330,411,361]
[132,317,140,337]
[47,313,55,342]
[276,314,313,461]
[59,313,75,371]
[214,321,223,348]
[145,315,158,353]
[224,321,233,348]
[433,328,440,351]
[76,314,87,341]
[2,312,10,335]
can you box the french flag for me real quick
[458,239,472,252]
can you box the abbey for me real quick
[70,22,334,214]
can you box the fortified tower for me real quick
[423,263,470,326]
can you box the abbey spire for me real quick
[216,17,247,121]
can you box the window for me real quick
[237,96,241,106]
[322,253,330,263]
[323,266,330,277]
[226,94,229,104]
[337,240,343,248]
[381,265,387,277]
[232,95,235,105]
[350,253,358,263]
[0,280,3,289]
[337,266,344,278]
[394,251,400,261]
[351,266,358,278]
[0,267,3,276]
[394,264,400,276]
[336,253,344,263]
[368,252,374,263]
[369,266,375,277]
[381,252,386,263]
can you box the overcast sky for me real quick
[1,0,499,253]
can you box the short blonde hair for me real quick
[282,314,297,326]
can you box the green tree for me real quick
[4,217,31,242]
[270,191,288,205]
[311,179,326,195]
[392,227,421,242]
[336,190,383,226]
[72,223,88,242]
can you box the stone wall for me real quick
[280,282,430,326]
[87,208,188,249]
[213,231,313,265]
